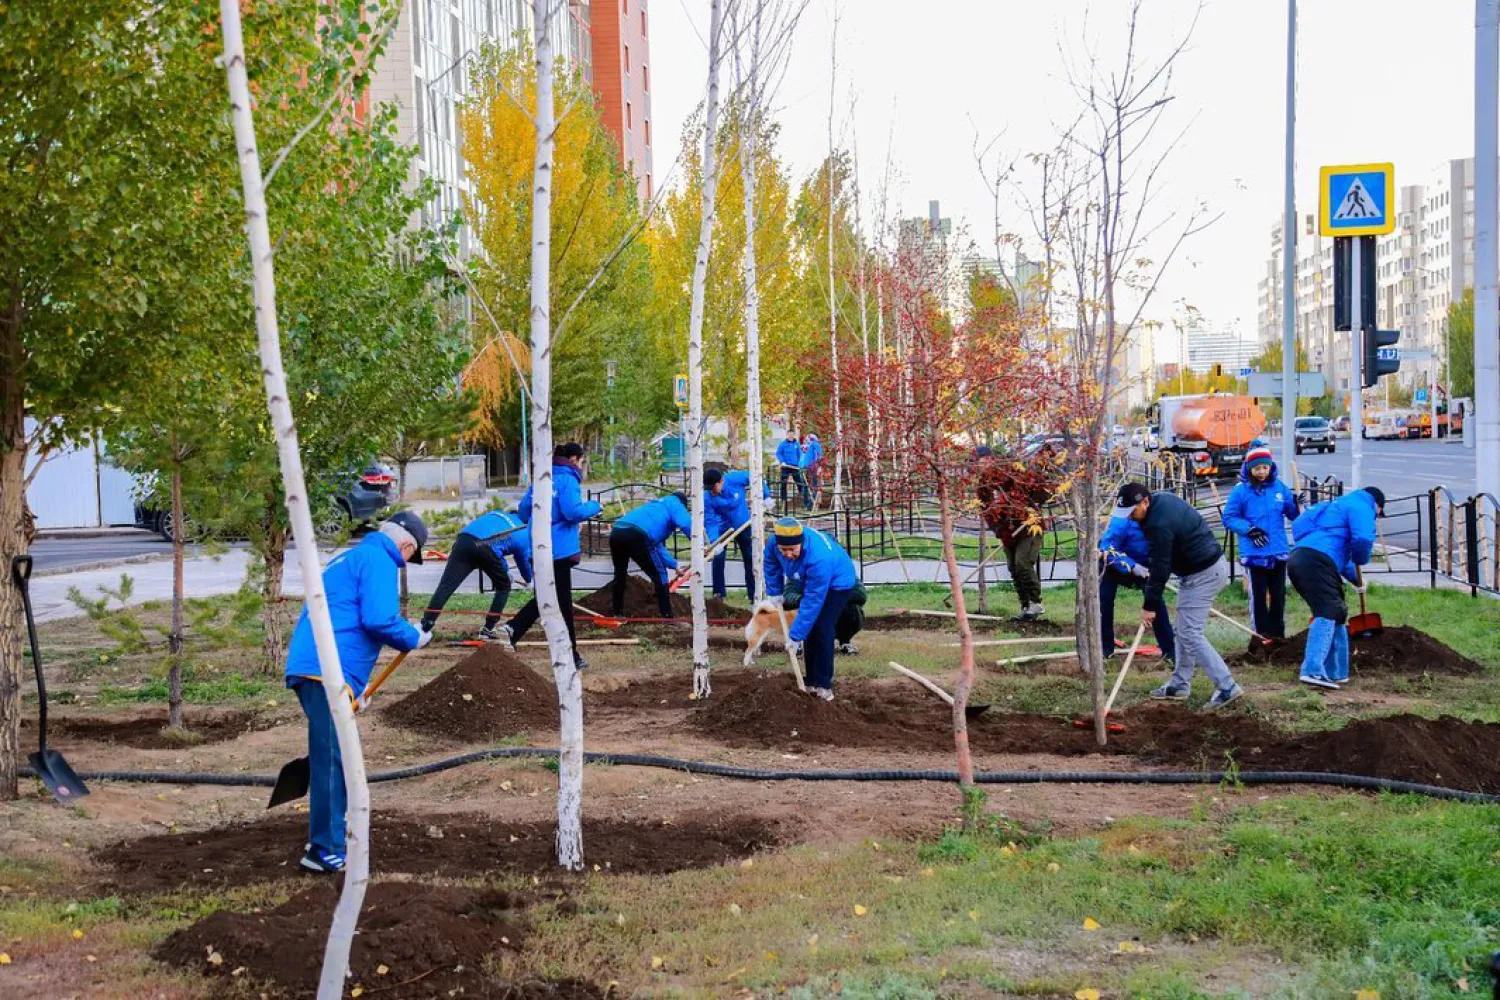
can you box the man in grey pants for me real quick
[1114,483,1243,710]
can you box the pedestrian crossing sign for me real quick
[1319,162,1395,237]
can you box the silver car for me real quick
[1294,416,1335,455]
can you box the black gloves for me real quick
[1248,527,1270,548]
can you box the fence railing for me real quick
[1431,488,1500,596]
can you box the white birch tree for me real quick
[216,3,370,992]
[736,1,768,601]
[687,0,726,700]
[825,12,845,509]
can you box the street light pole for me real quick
[1280,0,1299,474]
[1476,0,1500,498]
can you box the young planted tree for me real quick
[857,241,1038,823]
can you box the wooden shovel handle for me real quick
[888,661,956,707]
[1103,623,1147,718]
[356,650,409,713]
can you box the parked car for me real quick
[1129,427,1147,448]
[1293,416,1335,455]
[1330,415,1351,435]
[317,463,397,536]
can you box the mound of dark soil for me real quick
[576,575,745,621]
[26,709,265,749]
[1276,714,1500,793]
[631,625,748,652]
[1230,624,1483,676]
[154,881,603,998]
[98,811,791,895]
[383,645,556,741]
[862,612,1074,636]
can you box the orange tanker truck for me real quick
[1149,393,1269,478]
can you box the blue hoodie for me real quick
[775,438,802,467]
[519,462,601,561]
[1098,515,1150,574]
[707,470,771,539]
[461,510,533,583]
[1222,461,1300,567]
[617,493,693,545]
[1291,490,1378,582]
[763,526,859,642]
[285,532,421,694]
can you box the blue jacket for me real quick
[285,532,421,695]
[1291,490,1378,582]
[763,526,858,642]
[775,439,802,467]
[652,543,677,585]
[800,439,823,468]
[1098,515,1150,574]
[519,462,601,561]
[617,493,692,545]
[462,510,533,583]
[1222,463,1300,567]
[707,470,770,539]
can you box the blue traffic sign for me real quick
[1320,163,1395,237]
[1237,366,1256,377]
[1414,389,1428,402]
[1376,346,1399,362]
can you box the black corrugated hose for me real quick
[18,748,1500,804]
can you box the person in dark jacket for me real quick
[1097,513,1175,663]
[284,511,432,872]
[1222,446,1300,640]
[975,447,1055,621]
[502,443,602,669]
[1287,486,1383,689]
[1115,483,1242,710]
[420,509,533,640]
[775,429,810,510]
[609,489,693,617]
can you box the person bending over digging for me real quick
[975,446,1056,622]
[609,487,694,617]
[1115,483,1243,710]
[500,443,602,670]
[1222,446,1300,641]
[781,575,867,655]
[706,467,772,601]
[420,508,532,642]
[1097,510,1175,665]
[1287,486,1383,689]
[284,511,433,873]
[762,517,859,701]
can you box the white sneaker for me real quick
[838,642,859,655]
[809,686,835,702]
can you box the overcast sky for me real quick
[648,0,1476,363]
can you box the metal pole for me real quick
[1281,0,1298,470]
[1351,236,1364,490]
[1477,0,1500,497]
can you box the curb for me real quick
[34,552,177,578]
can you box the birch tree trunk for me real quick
[528,0,586,870]
[738,4,767,602]
[167,441,184,730]
[826,53,844,510]
[853,149,879,512]
[217,6,370,995]
[687,0,725,700]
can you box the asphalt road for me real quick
[1291,437,1477,501]
[30,531,173,571]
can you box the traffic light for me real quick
[1334,235,1376,332]
[1362,326,1400,388]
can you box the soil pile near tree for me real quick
[383,645,556,741]
[99,811,791,895]
[1230,625,1483,676]
[154,881,604,998]
[576,575,744,621]
[1277,714,1500,792]
[862,612,1073,636]
[26,708,264,749]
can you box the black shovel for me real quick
[11,556,88,802]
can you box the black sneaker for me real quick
[838,642,859,655]
[572,651,590,671]
[477,626,500,642]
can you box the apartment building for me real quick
[590,0,654,203]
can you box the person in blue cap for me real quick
[775,429,810,510]
[1288,486,1384,689]
[420,508,532,641]
[284,511,432,873]
[706,466,772,601]
[763,516,859,701]
[609,487,693,617]
[1222,445,1300,641]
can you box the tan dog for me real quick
[743,599,798,666]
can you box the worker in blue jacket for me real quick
[284,511,432,873]
[609,488,693,617]
[763,517,859,701]
[1287,486,1384,689]
[707,467,772,600]
[420,509,533,640]
[1097,514,1175,664]
[502,443,602,669]
[1222,446,1300,640]
[775,429,810,510]
[800,433,825,499]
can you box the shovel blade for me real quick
[964,704,990,720]
[29,749,88,801]
[1348,613,1383,639]
[267,756,311,809]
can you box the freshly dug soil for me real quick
[862,612,1074,636]
[576,575,745,621]
[98,811,791,895]
[154,881,603,999]
[1276,714,1500,792]
[1229,624,1483,676]
[25,709,265,749]
[632,624,749,652]
[383,645,556,741]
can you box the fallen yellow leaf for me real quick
[1114,940,1149,954]
[207,951,223,967]
[71,930,84,940]
[1355,992,1380,1000]
[1047,862,1062,873]
[0,954,9,965]
[376,964,389,976]
[651,956,664,970]
[740,858,754,869]
[615,913,626,926]
[1075,989,1101,1000]
[727,902,742,916]
[921,867,935,877]
[1082,917,1101,931]
[1457,978,1470,994]
[999,845,1015,856]
[1128,844,1142,854]
[351,988,364,998]
[968,910,980,921]
[853,904,868,917]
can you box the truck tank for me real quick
[1169,396,1267,449]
